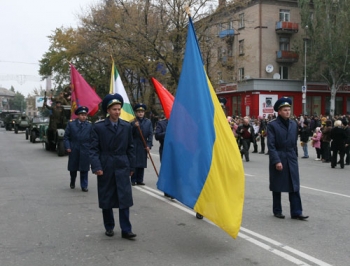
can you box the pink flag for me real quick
[151,77,174,119]
[70,64,102,119]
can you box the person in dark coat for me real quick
[63,106,92,191]
[155,117,167,162]
[299,120,311,158]
[131,103,153,186]
[342,119,350,165]
[155,116,174,200]
[267,97,309,220]
[237,116,255,162]
[330,120,348,169]
[258,116,267,154]
[321,120,332,163]
[89,93,137,239]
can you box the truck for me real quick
[13,113,30,134]
[26,116,50,142]
[40,105,71,156]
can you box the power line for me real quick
[0,60,39,65]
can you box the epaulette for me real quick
[95,119,105,123]
[87,120,91,123]
[69,119,75,122]
[267,118,277,123]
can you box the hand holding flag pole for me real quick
[134,120,159,177]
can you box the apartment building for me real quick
[202,0,349,117]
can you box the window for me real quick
[279,37,290,51]
[238,68,245,81]
[218,47,223,59]
[279,9,290,22]
[238,13,245,29]
[239,40,244,55]
[325,96,343,115]
[217,72,223,83]
[229,20,234,30]
[232,96,242,116]
[279,66,288,79]
[217,23,223,35]
[307,96,321,116]
[227,43,233,57]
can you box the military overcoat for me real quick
[89,118,135,209]
[63,119,92,171]
[131,118,153,168]
[267,117,300,192]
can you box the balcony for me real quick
[275,21,299,34]
[276,50,299,63]
[219,29,235,38]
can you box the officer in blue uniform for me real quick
[89,93,137,239]
[131,103,153,186]
[267,97,309,220]
[63,106,92,192]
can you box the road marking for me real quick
[134,185,332,266]
[244,173,350,198]
[301,186,350,198]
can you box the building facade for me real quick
[203,0,350,118]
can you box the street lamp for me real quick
[302,25,309,115]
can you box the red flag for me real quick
[151,77,174,119]
[70,64,102,119]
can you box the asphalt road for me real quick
[0,127,349,266]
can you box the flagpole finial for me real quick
[185,6,191,17]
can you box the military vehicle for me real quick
[14,113,30,134]
[3,112,21,131]
[26,116,49,143]
[41,105,71,156]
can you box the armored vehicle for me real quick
[26,116,49,143]
[14,113,30,134]
[4,112,20,131]
[41,105,71,156]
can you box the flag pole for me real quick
[136,124,159,177]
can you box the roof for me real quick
[0,87,16,97]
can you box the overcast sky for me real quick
[0,0,96,96]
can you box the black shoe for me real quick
[301,156,309,158]
[137,182,145,185]
[246,159,249,162]
[164,193,174,199]
[70,183,75,189]
[81,188,88,192]
[274,213,285,219]
[121,231,137,239]
[132,182,136,186]
[291,215,309,220]
[252,151,257,153]
[265,153,269,155]
[105,230,114,237]
[196,213,203,219]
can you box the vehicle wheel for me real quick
[26,129,29,140]
[45,142,50,151]
[14,125,18,134]
[31,131,36,143]
[57,141,65,156]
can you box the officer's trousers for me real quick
[272,191,303,217]
[102,208,132,233]
[70,171,88,189]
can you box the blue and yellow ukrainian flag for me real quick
[157,17,245,238]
